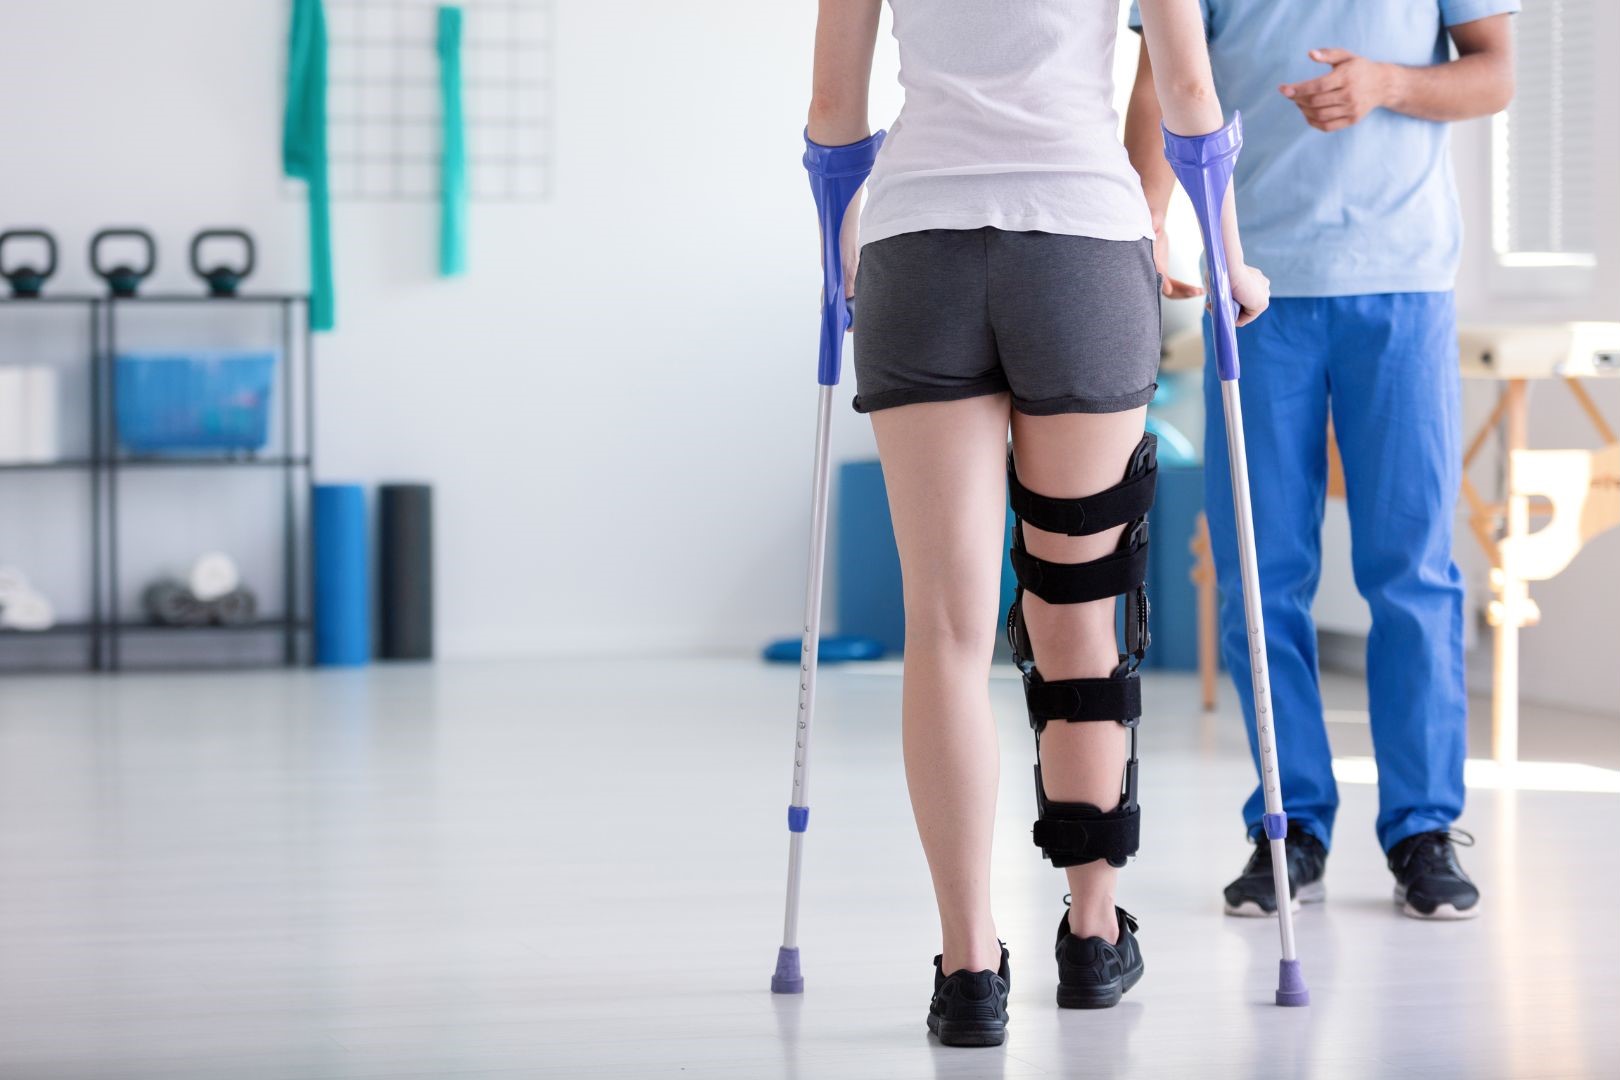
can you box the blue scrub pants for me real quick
[1202,292,1467,854]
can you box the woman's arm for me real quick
[1124,41,1202,299]
[1132,0,1269,324]
[807,0,883,145]
[1134,0,1224,138]
[807,0,883,298]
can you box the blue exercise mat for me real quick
[761,635,885,664]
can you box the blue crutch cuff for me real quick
[1160,112,1243,172]
[803,129,886,386]
[1160,113,1245,382]
[803,129,886,179]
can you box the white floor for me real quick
[0,658,1616,1079]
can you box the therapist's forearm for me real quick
[1383,15,1514,122]
[1381,52,1513,121]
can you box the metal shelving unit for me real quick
[0,292,315,671]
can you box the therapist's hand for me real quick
[1280,48,1393,132]
[1153,218,1204,300]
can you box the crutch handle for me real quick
[804,129,886,386]
[1161,113,1243,382]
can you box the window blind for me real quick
[1492,0,1597,267]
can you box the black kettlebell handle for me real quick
[190,228,256,296]
[0,229,58,283]
[90,228,157,295]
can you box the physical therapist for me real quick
[1125,0,1518,920]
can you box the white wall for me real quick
[0,0,902,657]
[3,2,1615,713]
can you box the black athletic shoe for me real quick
[1055,905,1144,1009]
[1388,829,1481,920]
[927,944,1010,1047]
[1223,824,1328,917]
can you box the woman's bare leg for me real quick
[1009,406,1150,942]
[870,393,1013,975]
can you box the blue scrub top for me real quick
[1129,0,1519,297]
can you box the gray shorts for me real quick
[851,228,1161,415]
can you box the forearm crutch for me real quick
[1162,114,1309,1007]
[771,129,886,995]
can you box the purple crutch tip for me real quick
[771,947,804,994]
[1275,959,1310,1006]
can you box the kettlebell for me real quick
[190,228,256,297]
[0,229,58,299]
[90,228,157,297]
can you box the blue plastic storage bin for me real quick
[1140,462,1204,671]
[115,352,276,453]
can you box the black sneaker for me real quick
[926,944,1010,1047]
[1388,829,1480,920]
[1223,824,1328,917]
[1055,905,1144,1009]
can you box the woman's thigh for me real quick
[870,393,1013,651]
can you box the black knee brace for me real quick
[1007,434,1156,869]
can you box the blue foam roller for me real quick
[313,483,370,666]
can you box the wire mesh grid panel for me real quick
[322,0,554,201]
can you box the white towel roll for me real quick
[189,552,241,602]
[0,368,25,465]
[21,365,58,463]
[0,589,55,631]
[0,566,31,601]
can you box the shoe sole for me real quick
[1394,884,1481,921]
[1055,963,1144,1010]
[926,1012,1006,1047]
[1224,879,1326,918]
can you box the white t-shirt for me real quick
[861,0,1154,247]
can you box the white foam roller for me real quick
[189,552,240,603]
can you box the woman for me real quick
[805,0,1269,1046]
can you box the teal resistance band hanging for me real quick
[437,6,469,277]
[284,0,335,330]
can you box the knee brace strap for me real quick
[1032,760,1141,868]
[1032,805,1140,868]
[1024,672,1141,726]
[1006,546,1150,674]
[1009,530,1149,606]
[1007,434,1157,537]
